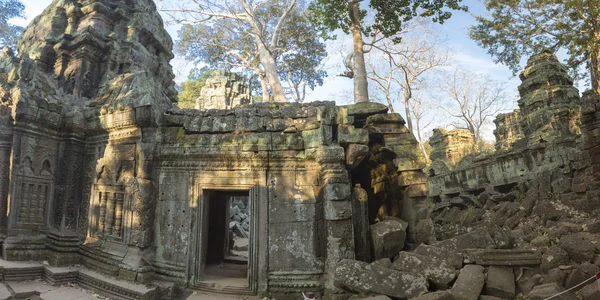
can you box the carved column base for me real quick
[80,242,152,283]
[45,232,81,266]
[2,235,47,261]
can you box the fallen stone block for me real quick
[450,264,485,300]
[484,266,515,299]
[391,252,456,289]
[414,243,463,270]
[463,249,541,266]
[479,296,502,300]
[541,246,569,272]
[578,281,600,300]
[370,219,406,260]
[411,291,454,300]
[434,228,496,251]
[528,283,578,300]
[334,259,428,299]
[348,295,392,300]
[346,144,369,170]
[558,235,596,263]
[370,258,392,268]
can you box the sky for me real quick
[11,0,527,141]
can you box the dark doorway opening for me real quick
[202,190,250,289]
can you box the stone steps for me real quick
[191,282,254,296]
[0,259,157,300]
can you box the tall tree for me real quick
[440,68,508,144]
[408,92,436,161]
[308,0,466,103]
[470,0,600,92]
[165,0,326,103]
[366,21,449,132]
[0,0,25,49]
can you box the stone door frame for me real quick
[187,175,267,294]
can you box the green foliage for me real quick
[308,0,467,43]
[177,67,213,109]
[469,0,599,82]
[175,1,327,101]
[0,0,25,49]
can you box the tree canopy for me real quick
[0,0,25,49]
[470,0,600,92]
[308,0,466,103]
[167,0,327,103]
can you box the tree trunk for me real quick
[255,41,287,102]
[403,90,414,133]
[349,1,369,103]
[416,123,429,162]
[259,73,270,103]
[591,46,600,93]
[386,93,395,113]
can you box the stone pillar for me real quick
[0,108,13,238]
[351,185,370,262]
[317,146,355,300]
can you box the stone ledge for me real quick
[0,259,156,300]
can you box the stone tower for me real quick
[195,70,252,110]
[0,0,176,273]
[517,50,581,145]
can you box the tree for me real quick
[308,0,466,103]
[0,0,25,49]
[470,0,600,92]
[277,9,328,103]
[440,68,508,144]
[177,67,213,109]
[408,92,436,162]
[165,0,326,103]
[366,21,449,132]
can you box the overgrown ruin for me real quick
[0,1,432,299]
[0,1,598,300]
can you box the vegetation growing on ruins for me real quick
[470,0,600,92]
[0,0,24,49]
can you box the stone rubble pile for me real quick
[229,197,250,239]
[334,177,600,300]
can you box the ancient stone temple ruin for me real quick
[195,71,252,110]
[0,0,431,299]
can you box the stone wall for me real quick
[493,110,523,151]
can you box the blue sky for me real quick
[12,0,526,140]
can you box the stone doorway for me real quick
[197,190,253,293]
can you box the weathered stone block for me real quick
[370,219,406,259]
[346,102,389,116]
[528,283,578,300]
[463,249,541,266]
[434,228,496,251]
[324,200,352,220]
[559,234,596,263]
[322,183,351,201]
[450,265,485,300]
[397,171,428,187]
[345,144,369,170]
[366,113,405,125]
[484,266,515,299]
[412,291,454,300]
[334,259,428,299]
[391,251,456,289]
[406,184,428,197]
[414,244,463,270]
[338,124,369,146]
